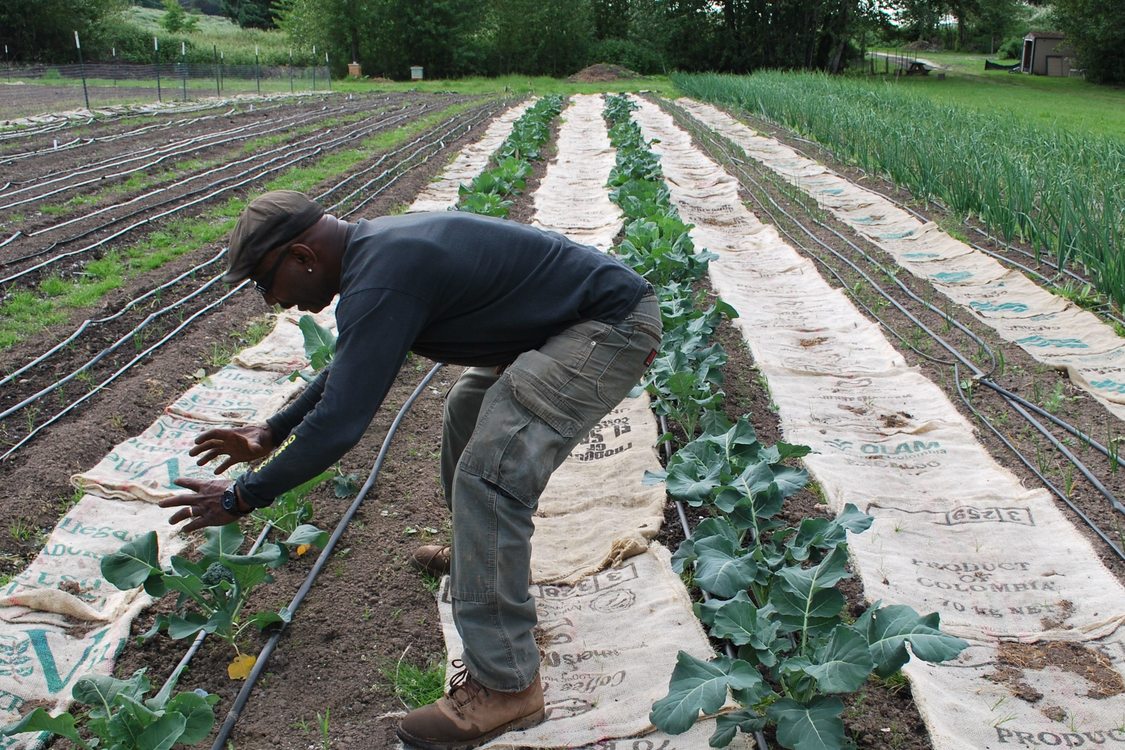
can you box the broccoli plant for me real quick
[456,95,564,219]
[101,523,327,671]
[1,666,217,750]
[646,416,968,749]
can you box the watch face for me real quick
[222,488,237,512]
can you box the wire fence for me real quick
[1,62,333,118]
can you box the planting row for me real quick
[600,94,967,750]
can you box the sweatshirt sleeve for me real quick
[237,288,427,507]
[266,369,328,443]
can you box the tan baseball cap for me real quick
[224,191,325,283]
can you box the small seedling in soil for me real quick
[1,667,218,750]
[101,523,328,670]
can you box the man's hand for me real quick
[189,424,275,474]
[161,478,245,531]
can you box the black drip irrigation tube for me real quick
[0,103,494,458]
[208,363,444,749]
[0,282,246,461]
[676,109,1125,554]
[8,102,427,266]
[0,95,379,206]
[0,255,228,421]
[0,99,370,210]
[1,102,442,285]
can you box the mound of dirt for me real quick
[568,63,642,82]
[903,40,943,51]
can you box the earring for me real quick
[307,268,313,273]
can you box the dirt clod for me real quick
[987,640,1125,703]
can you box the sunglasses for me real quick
[253,248,290,298]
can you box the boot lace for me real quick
[447,660,490,710]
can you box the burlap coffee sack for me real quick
[231,306,337,373]
[232,314,312,372]
[71,415,235,503]
[408,100,538,213]
[732,288,860,332]
[783,420,1021,504]
[166,364,303,424]
[676,97,1125,425]
[842,491,1125,640]
[437,546,747,749]
[0,595,150,750]
[761,366,972,434]
[531,94,622,251]
[0,495,185,623]
[532,396,665,585]
[745,322,907,376]
[902,624,1125,750]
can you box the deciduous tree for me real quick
[0,0,123,61]
[1052,0,1125,83]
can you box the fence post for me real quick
[4,44,9,83]
[325,51,331,91]
[255,45,260,94]
[213,44,220,97]
[112,47,117,87]
[289,49,294,93]
[181,41,187,101]
[75,31,91,111]
[219,50,224,94]
[312,45,316,91]
[154,36,162,102]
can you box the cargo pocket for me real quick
[458,373,577,510]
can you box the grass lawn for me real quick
[332,74,678,98]
[867,48,1125,139]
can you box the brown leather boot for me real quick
[410,545,451,576]
[396,661,545,750]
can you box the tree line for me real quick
[1,0,1121,84]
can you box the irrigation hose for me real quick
[210,363,444,749]
[0,283,245,461]
[0,104,492,457]
[953,365,1125,561]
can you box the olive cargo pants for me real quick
[438,293,661,692]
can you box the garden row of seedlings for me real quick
[602,95,967,750]
[627,95,1125,749]
[0,97,520,750]
[660,99,1125,571]
[0,96,499,464]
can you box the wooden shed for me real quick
[1021,31,1072,76]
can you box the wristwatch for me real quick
[221,486,252,516]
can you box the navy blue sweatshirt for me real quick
[237,211,647,507]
